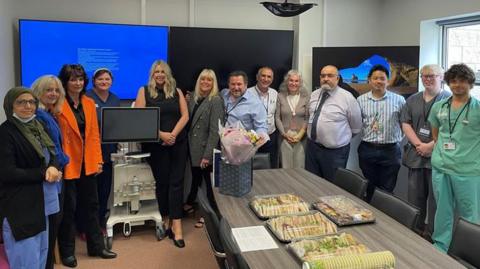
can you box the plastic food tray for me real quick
[266,211,338,243]
[313,195,375,226]
[287,233,370,263]
[249,193,310,220]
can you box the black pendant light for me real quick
[261,0,317,17]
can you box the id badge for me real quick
[443,142,456,150]
[418,127,431,137]
[267,116,274,127]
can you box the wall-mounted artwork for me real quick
[312,46,419,98]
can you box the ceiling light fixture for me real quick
[261,0,317,17]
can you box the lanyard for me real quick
[422,91,441,122]
[447,97,471,139]
[255,86,269,114]
[287,93,300,116]
[226,97,244,121]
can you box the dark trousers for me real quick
[147,139,187,219]
[305,139,350,182]
[186,166,218,212]
[358,141,401,202]
[258,130,279,168]
[408,168,436,235]
[45,188,64,269]
[58,172,105,257]
[97,162,113,228]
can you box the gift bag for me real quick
[218,158,253,197]
[219,158,252,197]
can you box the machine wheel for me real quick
[106,236,113,250]
[156,226,165,241]
[123,222,131,237]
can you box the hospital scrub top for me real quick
[428,97,480,176]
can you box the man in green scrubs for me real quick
[428,63,480,252]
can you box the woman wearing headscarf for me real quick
[56,64,116,268]
[0,87,62,269]
[31,75,70,269]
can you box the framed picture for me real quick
[312,46,419,98]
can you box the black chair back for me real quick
[219,218,250,269]
[333,168,368,199]
[370,188,420,230]
[448,217,480,269]
[253,153,271,170]
[198,187,226,268]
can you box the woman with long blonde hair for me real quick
[183,69,224,228]
[135,60,189,248]
[31,75,70,269]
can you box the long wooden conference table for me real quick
[213,168,464,269]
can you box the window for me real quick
[442,19,480,99]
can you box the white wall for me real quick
[323,0,383,47]
[0,0,15,123]
[378,0,480,45]
[193,0,293,30]
[294,0,324,91]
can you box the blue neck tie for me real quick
[310,91,330,142]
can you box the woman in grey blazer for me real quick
[275,70,310,168]
[184,69,224,227]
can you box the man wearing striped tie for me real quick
[357,64,406,202]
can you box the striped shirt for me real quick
[357,90,405,143]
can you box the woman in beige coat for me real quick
[275,70,310,168]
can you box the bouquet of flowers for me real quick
[219,121,266,165]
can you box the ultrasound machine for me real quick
[101,107,164,249]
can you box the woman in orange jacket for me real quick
[56,64,116,268]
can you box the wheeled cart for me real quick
[105,151,164,250]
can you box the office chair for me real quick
[370,188,420,230]
[448,217,480,269]
[197,187,226,269]
[219,218,250,269]
[252,153,271,170]
[333,168,368,199]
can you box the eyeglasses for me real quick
[320,74,338,78]
[15,99,37,106]
[421,74,440,80]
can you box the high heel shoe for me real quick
[167,229,185,248]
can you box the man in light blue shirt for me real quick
[357,64,405,202]
[221,71,268,137]
[306,65,362,181]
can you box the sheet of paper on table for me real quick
[231,226,278,252]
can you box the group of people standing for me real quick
[0,65,118,269]
[0,59,478,269]
[188,62,479,256]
